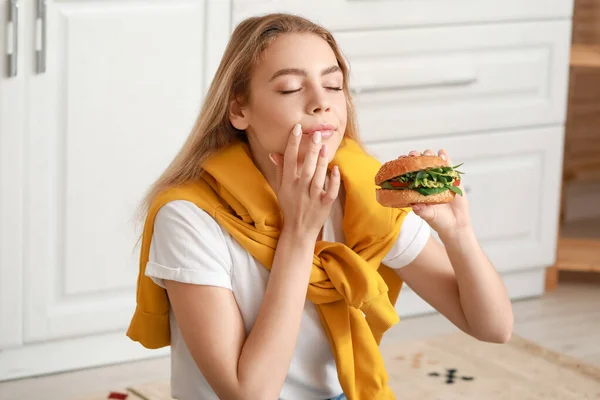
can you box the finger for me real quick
[310,144,329,197]
[437,149,451,164]
[283,124,302,181]
[411,203,434,221]
[323,165,341,205]
[408,150,420,157]
[300,131,322,184]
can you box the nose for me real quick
[306,86,331,115]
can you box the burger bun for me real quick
[376,188,455,208]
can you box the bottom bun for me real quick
[376,188,455,208]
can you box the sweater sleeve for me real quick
[382,211,431,269]
[145,200,234,290]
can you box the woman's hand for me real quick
[407,149,472,240]
[269,124,341,241]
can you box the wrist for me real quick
[280,226,317,247]
[275,227,317,274]
[438,223,476,246]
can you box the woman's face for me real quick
[231,33,347,168]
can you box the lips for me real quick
[302,124,336,139]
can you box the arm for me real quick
[395,231,514,343]
[165,228,316,400]
[391,148,514,343]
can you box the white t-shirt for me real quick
[146,192,430,400]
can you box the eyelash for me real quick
[279,87,343,95]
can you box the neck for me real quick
[249,148,280,193]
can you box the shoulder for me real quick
[153,200,233,258]
[147,200,234,288]
[154,200,226,239]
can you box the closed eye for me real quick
[279,87,343,95]
[279,88,301,95]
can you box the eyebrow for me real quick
[268,65,341,82]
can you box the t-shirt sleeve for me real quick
[145,200,233,290]
[382,211,431,269]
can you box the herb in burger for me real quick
[380,164,465,196]
[374,155,466,208]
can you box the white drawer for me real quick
[338,21,571,141]
[233,0,573,31]
[365,126,564,272]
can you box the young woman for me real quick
[127,13,514,400]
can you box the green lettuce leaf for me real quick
[448,185,463,196]
[414,187,449,195]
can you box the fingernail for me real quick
[292,124,301,136]
[268,153,278,166]
[332,165,339,176]
[441,154,447,160]
[313,131,321,144]
[412,204,420,211]
[321,144,328,157]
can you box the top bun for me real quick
[375,155,448,185]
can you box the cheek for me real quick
[335,97,348,127]
[248,101,301,153]
[248,109,285,138]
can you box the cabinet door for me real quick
[0,0,25,349]
[23,0,206,343]
[233,0,574,31]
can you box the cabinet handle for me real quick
[35,0,47,74]
[6,0,19,77]
[350,77,477,95]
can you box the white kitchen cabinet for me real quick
[0,0,228,381]
[0,0,26,350]
[234,0,574,31]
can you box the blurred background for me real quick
[1,0,599,399]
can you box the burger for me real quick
[375,155,465,208]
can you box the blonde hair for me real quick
[137,13,366,223]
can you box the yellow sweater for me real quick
[127,137,409,399]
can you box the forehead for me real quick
[254,33,339,78]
